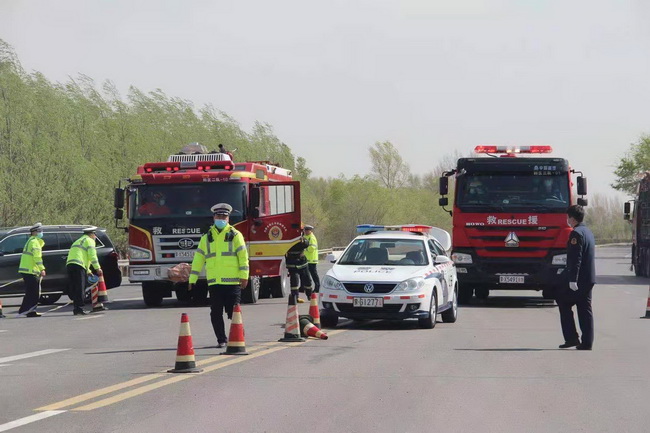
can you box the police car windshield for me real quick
[129,183,246,223]
[457,173,569,212]
[338,238,428,266]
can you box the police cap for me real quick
[83,226,98,234]
[29,222,43,233]
[304,225,314,230]
[211,203,232,216]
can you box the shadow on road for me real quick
[463,296,556,309]
[596,275,648,286]
[454,348,553,352]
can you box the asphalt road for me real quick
[1,247,649,433]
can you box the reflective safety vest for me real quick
[304,233,318,264]
[19,236,45,276]
[189,225,249,286]
[66,235,101,272]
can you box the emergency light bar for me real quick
[474,145,553,154]
[356,224,433,234]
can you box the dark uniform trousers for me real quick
[288,265,312,300]
[557,283,594,347]
[67,264,87,310]
[19,273,40,314]
[208,284,241,344]
[307,263,320,292]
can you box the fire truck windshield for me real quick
[457,173,569,212]
[129,183,247,223]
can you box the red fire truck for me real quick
[114,143,302,306]
[438,145,588,303]
[624,173,650,277]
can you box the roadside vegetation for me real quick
[0,40,631,252]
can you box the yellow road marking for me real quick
[38,331,346,413]
[74,346,287,411]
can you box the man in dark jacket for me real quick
[286,232,313,304]
[558,205,596,350]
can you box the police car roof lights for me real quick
[356,224,433,234]
[474,145,553,154]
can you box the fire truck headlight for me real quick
[322,276,344,290]
[552,254,567,266]
[451,253,473,264]
[395,277,425,292]
[129,246,152,261]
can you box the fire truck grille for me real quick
[153,235,203,262]
[479,262,542,275]
[471,236,554,242]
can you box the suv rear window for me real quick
[0,234,29,254]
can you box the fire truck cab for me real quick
[438,145,588,303]
[114,143,302,307]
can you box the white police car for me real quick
[320,225,458,329]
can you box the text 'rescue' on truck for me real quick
[624,173,650,277]
[113,143,301,307]
[438,145,588,304]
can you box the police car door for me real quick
[428,239,450,305]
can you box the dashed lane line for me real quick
[0,410,66,432]
[74,315,104,321]
[0,349,70,364]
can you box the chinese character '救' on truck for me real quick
[438,145,588,304]
[113,143,302,307]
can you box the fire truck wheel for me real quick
[458,286,474,305]
[142,282,164,307]
[474,287,489,300]
[419,291,438,329]
[39,294,62,305]
[270,260,289,298]
[242,276,260,304]
[175,286,191,302]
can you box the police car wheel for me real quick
[441,286,458,323]
[419,291,438,329]
[321,314,339,328]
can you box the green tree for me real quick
[612,135,650,195]
[368,141,409,189]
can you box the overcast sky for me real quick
[2,0,648,199]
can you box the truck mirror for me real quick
[624,202,631,220]
[577,198,588,206]
[577,176,587,196]
[439,176,448,196]
[439,197,448,207]
[114,188,125,209]
[249,186,261,218]
[114,208,124,220]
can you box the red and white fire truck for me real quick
[114,143,302,306]
[438,145,588,303]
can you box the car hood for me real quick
[328,265,424,283]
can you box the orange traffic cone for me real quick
[280,292,305,342]
[299,316,328,340]
[644,286,650,319]
[224,304,248,355]
[168,313,203,373]
[97,275,109,302]
[90,282,99,308]
[309,293,321,327]
[0,299,5,318]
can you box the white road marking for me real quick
[0,330,8,333]
[0,364,11,367]
[0,349,70,364]
[74,315,103,321]
[45,302,72,313]
[112,297,143,302]
[0,410,66,432]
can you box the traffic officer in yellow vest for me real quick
[189,203,249,348]
[17,223,46,317]
[66,226,103,315]
[303,225,320,293]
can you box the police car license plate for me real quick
[353,297,383,308]
[499,276,525,284]
[176,251,195,258]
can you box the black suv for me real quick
[0,225,122,304]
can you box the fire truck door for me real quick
[248,181,302,246]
